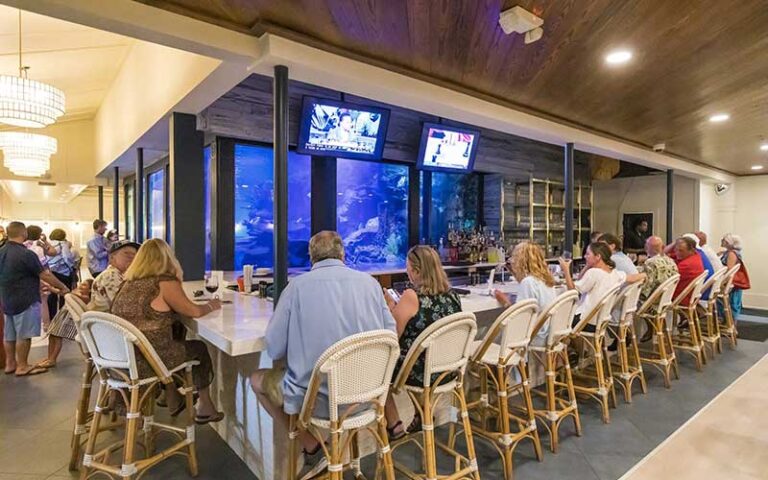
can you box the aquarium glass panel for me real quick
[336,158,409,266]
[234,144,311,270]
[430,172,479,243]
[147,169,165,240]
[204,145,212,271]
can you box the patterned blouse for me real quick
[640,254,679,311]
[396,290,462,386]
[88,265,124,312]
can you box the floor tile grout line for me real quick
[618,352,768,479]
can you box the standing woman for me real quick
[47,229,75,311]
[382,245,462,439]
[720,234,749,318]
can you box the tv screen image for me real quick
[417,123,480,172]
[297,96,390,160]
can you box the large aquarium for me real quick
[203,145,212,271]
[336,158,409,266]
[233,144,311,270]
[429,171,479,244]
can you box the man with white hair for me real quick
[639,236,679,342]
[695,231,725,272]
[250,230,396,476]
[681,233,715,300]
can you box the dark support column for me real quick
[408,166,420,247]
[421,171,432,244]
[135,148,145,242]
[666,169,674,244]
[113,167,120,235]
[212,139,235,270]
[169,112,205,280]
[311,156,337,234]
[97,186,104,220]
[273,65,289,302]
[564,143,575,254]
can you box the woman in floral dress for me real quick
[382,245,462,439]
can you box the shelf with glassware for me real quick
[499,177,593,258]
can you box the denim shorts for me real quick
[3,303,42,342]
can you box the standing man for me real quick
[87,219,109,278]
[0,221,69,376]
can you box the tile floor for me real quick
[1,336,766,480]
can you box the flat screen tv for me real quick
[416,122,480,173]
[296,96,390,160]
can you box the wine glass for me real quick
[204,272,219,299]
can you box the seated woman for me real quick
[494,241,557,345]
[560,242,644,331]
[111,238,224,424]
[383,245,462,439]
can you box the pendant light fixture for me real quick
[0,10,65,128]
[0,131,57,177]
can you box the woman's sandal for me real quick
[170,392,199,417]
[407,414,422,434]
[386,420,406,441]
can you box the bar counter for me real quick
[180,271,518,479]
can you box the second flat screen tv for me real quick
[416,123,480,173]
[296,96,390,160]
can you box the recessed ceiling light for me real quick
[760,144,768,151]
[605,50,633,65]
[751,165,764,171]
[708,113,730,123]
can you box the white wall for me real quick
[593,174,698,241]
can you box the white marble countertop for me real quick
[180,278,522,357]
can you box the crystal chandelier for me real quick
[0,11,65,128]
[0,131,57,177]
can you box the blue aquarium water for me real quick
[337,158,408,266]
[203,145,212,271]
[233,144,311,270]
[147,169,166,241]
[429,172,479,244]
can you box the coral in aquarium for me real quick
[430,172,479,244]
[337,159,408,265]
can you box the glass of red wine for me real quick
[204,272,219,299]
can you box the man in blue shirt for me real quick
[1,222,69,376]
[87,219,109,277]
[250,231,396,470]
[600,233,639,275]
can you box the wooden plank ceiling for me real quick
[135,0,768,175]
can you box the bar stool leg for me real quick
[519,361,543,462]
[350,432,363,480]
[655,323,672,388]
[601,340,617,409]
[288,415,299,480]
[544,351,558,453]
[329,419,343,480]
[422,388,438,480]
[375,406,396,480]
[629,323,647,395]
[592,338,610,423]
[456,379,480,480]
[69,358,94,470]
[79,376,109,480]
[183,369,199,477]
[120,384,141,480]
[562,351,582,437]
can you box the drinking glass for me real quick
[204,272,219,299]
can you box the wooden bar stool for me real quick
[637,274,681,388]
[698,268,727,357]
[527,290,580,453]
[717,264,741,349]
[78,312,199,480]
[286,330,400,480]
[670,271,709,371]
[607,282,646,403]
[570,284,622,424]
[465,299,543,479]
[390,312,479,480]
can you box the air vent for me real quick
[38,181,56,186]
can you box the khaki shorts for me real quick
[258,366,286,408]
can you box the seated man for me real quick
[250,231,396,473]
[88,239,139,312]
[682,233,715,300]
[665,237,705,322]
[599,233,639,275]
[638,236,679,341]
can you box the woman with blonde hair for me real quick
[494,241,557,343]
[111,239,224,424]
[383,245,462,438]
